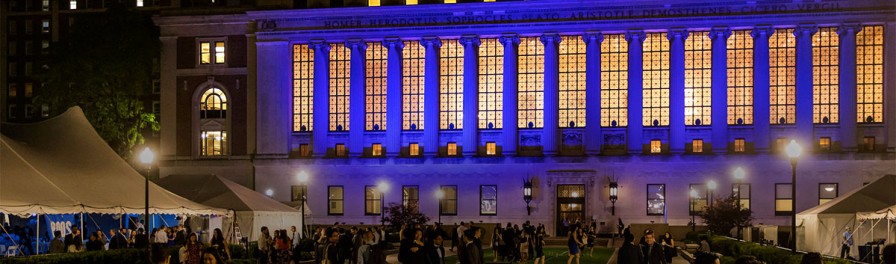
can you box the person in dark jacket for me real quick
[425,233,446,264]
[640,230,667,264]
[49,230,65,254]
[463,229,482,264]
[399,228,427,264]
[108,228,128,250]
[134,228,148,250]
[617,232,644,264]
[315,229,339,264]
[86,233,104,251]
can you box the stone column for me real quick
[541,34,561,155]
[500,34,519,156]
[583,32,604,155]
[710,27,731,153]
[794,24,818,145]
[460,35,481,156]
[384,37,405,156]
[668,28,689,154]
[838,23,860,152]
[255,39,292,158]
[347,39,368,157]
[751,26,774,153]
[625,30,646,154]
[309,40,331,157]
[421,37,441,156]
[886,22,896,152]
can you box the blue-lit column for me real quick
[384,37,404,156]
[583,32,603,155]
[500,34,520,156]
[838,23,860,152]
[668,28,688,154]
[460,35,480,156]
[347,39,368,157]
[421,37,441,156]
[309,40,330,157]
[626,30,645,154]
[541,34,561,156]
[709,27,731,153]
[254,39,292,157]
[751,26,773,152]
[794,24,818,144]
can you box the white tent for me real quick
[797,174,896,257]
[0,107,228,216]
[156,175,302,241]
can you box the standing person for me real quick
[86,233,104,251]
[65,227,83,252]
[562,218,570,237]
[353,230,372,264]
[450,223,459,253]
[640,230,666,264]
[109,228,127,250]
[210,228,232,262]
[492,223,503,262]
[403,229,427,264]
[182,233,203,264]
[661,232,675,263]
[519,229,530,262]
[154,226,170,261]
[49,230,65,254]
[258,226,272,264]
[316,229,339,264]
[425,233,446,264]
[533,226,545,264]
[173,225,186,247]
[134,228,148,250]
[566,227,583,264]
[841,227,853,259]
[463,229,482,264]
[616,232,644,264]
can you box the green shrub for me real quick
[0,249,146,264]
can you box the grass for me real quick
[444,247,614,264]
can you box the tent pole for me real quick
[36,213,40,255]
[80,212,84,249]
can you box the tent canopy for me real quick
[156,175,302,241]
[799,174,896,215]
[857,203,896,221]
[0,107,228,216]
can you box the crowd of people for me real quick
[489,222,548,264]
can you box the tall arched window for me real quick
[199,87,228,157]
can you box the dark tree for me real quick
[382,203,430,230]
[35,6,159,159]
[699,194,753,236]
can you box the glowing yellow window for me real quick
[486,142,497,156]
[734,138,746,153]
[409,143,420,156]
[447,142,457,156]
[819,137,831,151]
[335,144,346,157]
[372,143,383,157]
[368,0,380,6]
[692,139,703,153]
[200,42,211,64]
[650,140,661,154]
[215,42,225,64]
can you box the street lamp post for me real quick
[785,140,803,252]
[609,181,618,216]
[733,167,746,239]
[707,179,717,207]
[523,179,533,215]
[690,189,698,232]
[377,181,390,228]
[297,171,309,239]
[138,147,154,263]
[435,189,445,224]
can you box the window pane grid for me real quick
[647,184,666,215]
[366,42,388,131]
[856,25,884,123]
[328,186,344,215]
[813,27,840,124]
[685,31,712,126]
[402,186,419,209]
[480,185,497,215]
[727,30,754,125]
[365,186,382,215]
[440,41,464,130]
[770,28,796,125]
[600,34,628,127]
[518,37,545,128]
[689,184,707,214]
[559,35,587,128]
[329,43,351,131]
[293,44,314,132]
[478,38,504,129]
[403,41,425,130]
[440,186,458,215]
[642,33,670,126]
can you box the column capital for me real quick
[582,31,604,44]
[709,27,732,40]
[539,33,562,46]
[309,39,330,52]
[751,25,775,39]
[420,36,442,48]
[382,37,405,49]
[345,39,368,51]
[625,30,646,43]
[499,33,520,47]
[667,27,689,41]
[459,35,481,47]
[794,23,818,38]
[837,22,862,36]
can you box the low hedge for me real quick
[709,236,851,264]
[0,249,146,264]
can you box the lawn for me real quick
[444,246,614,264]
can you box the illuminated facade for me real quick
[155,0,896,239]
